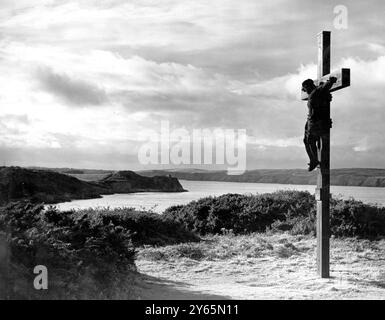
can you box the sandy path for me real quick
[134,234,385,299]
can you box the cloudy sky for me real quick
[0,0,384,170]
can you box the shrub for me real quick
[164,191,385,238]
[330,198,385,237]
[72,207,199,246]
[164,191,316,235]
[0,202,137,299]
[0,202,200,299]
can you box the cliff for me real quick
[98,171,186,193]
[138,168,385,187]
[0,167,185,205]
[0,166,105,205]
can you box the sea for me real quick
[55,180,385,213]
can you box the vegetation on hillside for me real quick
[0,202,196,299]
[164,191,385,238]
[70,207,198,246]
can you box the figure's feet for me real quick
[308,160,320,172]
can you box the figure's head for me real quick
[302,79,315,94]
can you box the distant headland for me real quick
[0,167,186,206]
[138,168,385,188]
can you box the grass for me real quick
[138,232,385,264]
[138,232,313,262]
[136,233,385,299]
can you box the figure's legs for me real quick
[303,123,311,162]
[308,134,320,165]
[303,124,318,164]
[303,122,320,171]
[304,136,314,163]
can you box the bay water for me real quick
[55,180,385,213]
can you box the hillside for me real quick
[98,171,186,193]
[0,167,105,205]
[138,168,385,187]
[0,167,185,205]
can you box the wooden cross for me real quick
[301,31,350,278]
[0,232,10,299]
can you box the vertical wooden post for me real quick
[316,31,331,278]
[0,233,10,299]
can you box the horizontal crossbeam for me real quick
[301,68,350,100]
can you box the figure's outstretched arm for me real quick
[319,76,337,92]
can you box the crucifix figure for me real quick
[301,31,350,278]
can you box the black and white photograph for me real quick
[0,0,385,304]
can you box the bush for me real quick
[72,207,199,246]
[330,198,385,237]
[0,202,137,299]
[0,202,198,299]
[164,191,316,235]
[164,191,385,238]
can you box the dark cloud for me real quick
[36,67,108,107]
[109,0,384,82]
